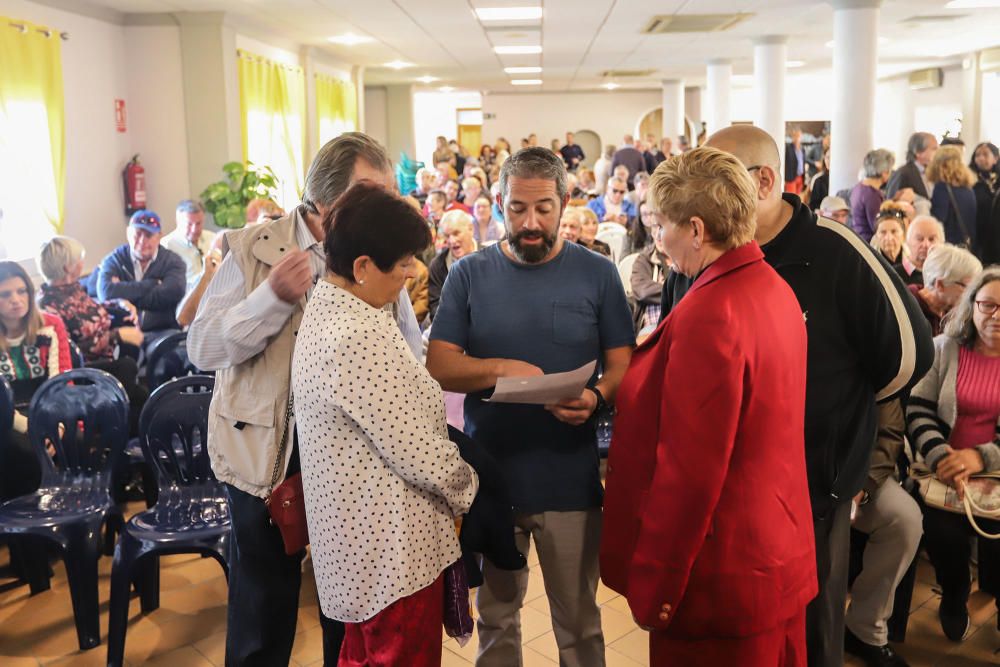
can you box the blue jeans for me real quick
[224,443,343,666]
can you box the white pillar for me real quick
[704,59,732,135]
[661,79,685,141]
[753,35,787,169]
[961,53,982,149]
[830,0,880,195]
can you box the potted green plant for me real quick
[200,161,279,229]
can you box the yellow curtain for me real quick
[0,17,65,260]
[237,49,306,210]
[316,74,357,147]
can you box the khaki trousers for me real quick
[475,509,605,667]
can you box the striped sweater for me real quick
[905,334,1000,473]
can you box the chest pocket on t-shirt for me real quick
[552,301,598,346]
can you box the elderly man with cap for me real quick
[97,209,187,345]
[818,195,850,226]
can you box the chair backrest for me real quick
[28,368,129,486]
[146,331,201,390]
[596,224,628,264]
[617,252,640,298]
[0,375,13,434]
[138,375,216,487]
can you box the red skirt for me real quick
[338,574,444,667]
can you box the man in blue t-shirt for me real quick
[428,147,635,667]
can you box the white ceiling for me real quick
[71,0,1000,91]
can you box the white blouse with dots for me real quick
[292,279,478,622]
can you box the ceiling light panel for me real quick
[475,7,543,21]
[504,66,542,74]
[327,33,374,46]
[384,60,414,69]
[510,78,542,85]
[495,45,542,54]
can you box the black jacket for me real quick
[97,243,186,332]
[784,142,802,183]
[973,174,1000,265]
[660,195,934,517]
[886,161,929,200]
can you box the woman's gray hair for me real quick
[37,235,86,283]
[302,132,391,212]
[944,266,1000,346]
[922,243,982,290]
[604,144,616,159]
[499,147,568,203]
[862,149,895,178]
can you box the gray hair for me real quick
[303,132,391,211]
[440,209,474,232]
[907,215,945,242]
[906,132,936,163]
[37,235,85,283]
[604,144,616,159]
[633,171,650,186]
[176,199,204,215]
[498,146,568,204]
[944,267,1000,346]
[922,243,983,289]
[862,149,895,178]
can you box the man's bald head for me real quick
[705,125,781,172]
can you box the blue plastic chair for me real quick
[106,375,230,667]
[145,331,202,391]
[0,368,129,650]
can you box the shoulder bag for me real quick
[265,393,310,555]
[911,462,1000,540]
[945,184,973,248]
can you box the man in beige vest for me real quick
[188,133,423,666]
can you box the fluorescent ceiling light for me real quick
[439,86,456,92]
[786,60,806,68]
[384,60,414,69]
[504,66,543,74]
[327,33,374,46]
[945,0,1000,7]
[416,75,439,83]
[494,45,542,55]
[511,79,542,85]
[476,7,543,21]
[826,37,888,48]
[603,82,620,90]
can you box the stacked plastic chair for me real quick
[396,152,424,195]
[0,368,129,650]
[106,375,230,667]
[145,331,203,391]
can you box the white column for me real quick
[961,53,982,149]
[661,79,685,141]
[753,35,787,168]
[704,59,732,135]
[830,0,880,195]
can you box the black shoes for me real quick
[938,594,971,642]
[844,627,910,667]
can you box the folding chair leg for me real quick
[107,545,134,667]
[138,555,160,613]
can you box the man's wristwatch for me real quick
[588,386,608,415]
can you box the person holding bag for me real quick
[928,145,978,252]
[293,182,478,666]
[906,267,1000,642]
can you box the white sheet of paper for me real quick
[485,360,598,405]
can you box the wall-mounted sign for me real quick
[115,99,127,133]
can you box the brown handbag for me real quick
[265,393,310,555]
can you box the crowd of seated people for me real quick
[6,122,1000,667]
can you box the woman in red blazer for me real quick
[600,147,818,666]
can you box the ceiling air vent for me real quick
[899,14,968,25]
[601,69,656,78]
[642,13,752,34]
[909,68,943,90]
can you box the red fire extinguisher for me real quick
[123,154,146,217]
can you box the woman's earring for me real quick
[358,279,366,285]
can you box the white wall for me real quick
[413,90,482,166]
[0,0,131,272]
[123,25,190,231]
[481,90,663,169]
[982,72,1000,146]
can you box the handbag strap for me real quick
[945,184,972,247]
[961,481,1000,539]
[268,392,295,494]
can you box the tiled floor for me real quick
[0,504,998,666]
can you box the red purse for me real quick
[266,394,310,555]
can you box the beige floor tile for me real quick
[440,647,472,666]
[910,577,940,612]
[522,646,557,665]
[892,606,961,667]
[443,633,478,663]
[524,629,558,661]
[0,656,44,667]
[608,628,649,664]
[144,645,214,666]
[937,622,1000,666]
[600,605,639,644]
[191,629,226,666]
[968,590,997,628]
[289,623,324,666]
[604,594,631,617]
[123,606,227,665]
[605,646,646,666]
[43,650,117,667]
[524,567,546,603]
[520,603,555,643]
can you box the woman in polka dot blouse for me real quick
[293,183,478,665]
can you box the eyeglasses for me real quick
[976,300,1000,316]
[612,189,627,195]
